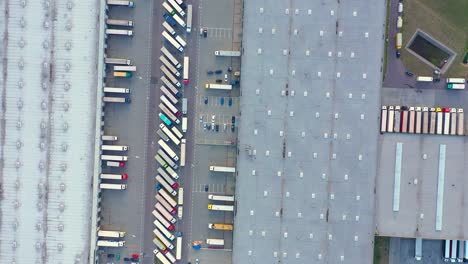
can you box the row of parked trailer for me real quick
[380,106,464,136]
[443,240,468,262]
[154,1,192,263]
[97,0,136,250]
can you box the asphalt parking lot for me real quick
[390,238,448,264]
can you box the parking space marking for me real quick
[194,183,225,193]
[205,27,232,39]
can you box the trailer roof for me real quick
[233,0,385,263]
[0,0,99,262]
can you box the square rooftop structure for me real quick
[0,0,99,262]
[233,0,386,263]
[376,135,468,240]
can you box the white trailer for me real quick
[160,122,180,145]
[209,166,235,173]
[106,0,134,7]
[106,19,133,27]
[182,117,187,132]
[101,145,128,151]
[173,13,186,27]
[208,204,234,211]
[161,46,182,68]
[175,35,187,47]
[162,31,183,52]
[154,249,171,264]
[156,203,176,223]
[160,55,180,77]
[102,135,118,141]
[104,57,132,65]
[153,228,174,249]
[206,239,224,246]
[159,188,178,207]
[153,238,167,253]
[160,76,181,99]
[160,65,181,87]
[158,149,179,169]
[98,230,126,238]
[205,83,232,90]
[171,126,183,139]
[163,21,176,35]
[100,173,128,180]
[103,97,130,103]
[114,65,136,72]
[97,240,125,247]
[182,98,188,115]
[165,166,179,179]
[105,29,133,36]
[158,139,179,161]
[100,183,127,190]
[106,161,124,167]
[416,76,433,82]
[208,194,235,202]
[156,175,177,196]
[457,109,464,135]
[101,155,128,161]
[152,209,174,230]
[176,233,183,260]
[160,85,179,104]
[159,103,180,124]
[444,112,450,135]
[214,50,241,57]
[380,106,387,133]
[156,194,176,214]
[186,5,192,33]
[104,87,130,94]
[450,108,457,135]
[154,219,175,240]
[168,0,185,16]
[180,139,186,167]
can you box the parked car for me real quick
[220,97,224,105]
[215,79,222,83]
[215,70,222,74]
[204,185,208,192]
[215,124,219,132]
[231,124,235,132]
[204,97,208,104]
[405,70,414,77]
[207,70,214,75]
[396,50,401,58]
[228,98,232,106]
[231,116,236,124]
[224,74,228,82]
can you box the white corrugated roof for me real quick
[0,0,98,262]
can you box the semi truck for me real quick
[106,0,134,7]
[153,249,171,264]
[162,31,183,52]
[157,129,170,142]
[104,87,130,94]
[102,135,118,141]
[380,106,387,133]
[206,239,224,246]
[101,145,128,151]
[161,46,182,68]
[99,183,127,190]
[113,71,132,78]
[98,230,126,238]
[176,232,183,260]
[153,228,174,249]
[214,50,241,57]
[101,155,128,161]
[397,16,402,29]
[396,33,402,49]
[159,55,181,77]
[114,65,136,72]
[208,194,235,202]
[208,223,233,231]
[450,108,457,135]
[97,240,125,247]
[100,173,128,180]
[209,166,235,173]
[153,238,168,254]
[205,83,232,90]
[422,107,429,134]
[182,117,187,132]
[163,21,176,35]
[415,238,422,261]
[103,96,130,103]
[106,19,133,27]
[208,204,234,212]
[105,29,133,36]
[415,107,421,134]
[106,161,125,167]
[104,57,132,65]
[447,83,465,90]
[457,109,464,135]
[429,108,436,134]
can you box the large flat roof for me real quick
[233,0,386,263]
[0,0,98,262]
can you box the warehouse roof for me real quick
[0,0,98,262]
[233,0,386,263]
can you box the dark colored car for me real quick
[231,124,235,132]
[228,98,232,107]
[123,258,131,262]
[220,97,225,105]
[227,66,233,72]
[180,2,187,10]
[204,97,208,104]
[215,124,219,132]
[231,116,236,123]
[215,70,222,74]
[202,28,207,38]
[405,70,414,77]
[204,185,209,192]
[215,79,222,83]
[396,50,401,58]
[207,70,214,75]
[107,254,115,258]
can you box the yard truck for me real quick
[208,223,233,231]
[214,50,241,57]
[104,57,132,65]
[102,135,118,141]
[209,166,235,173]
[106,0,134,7]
